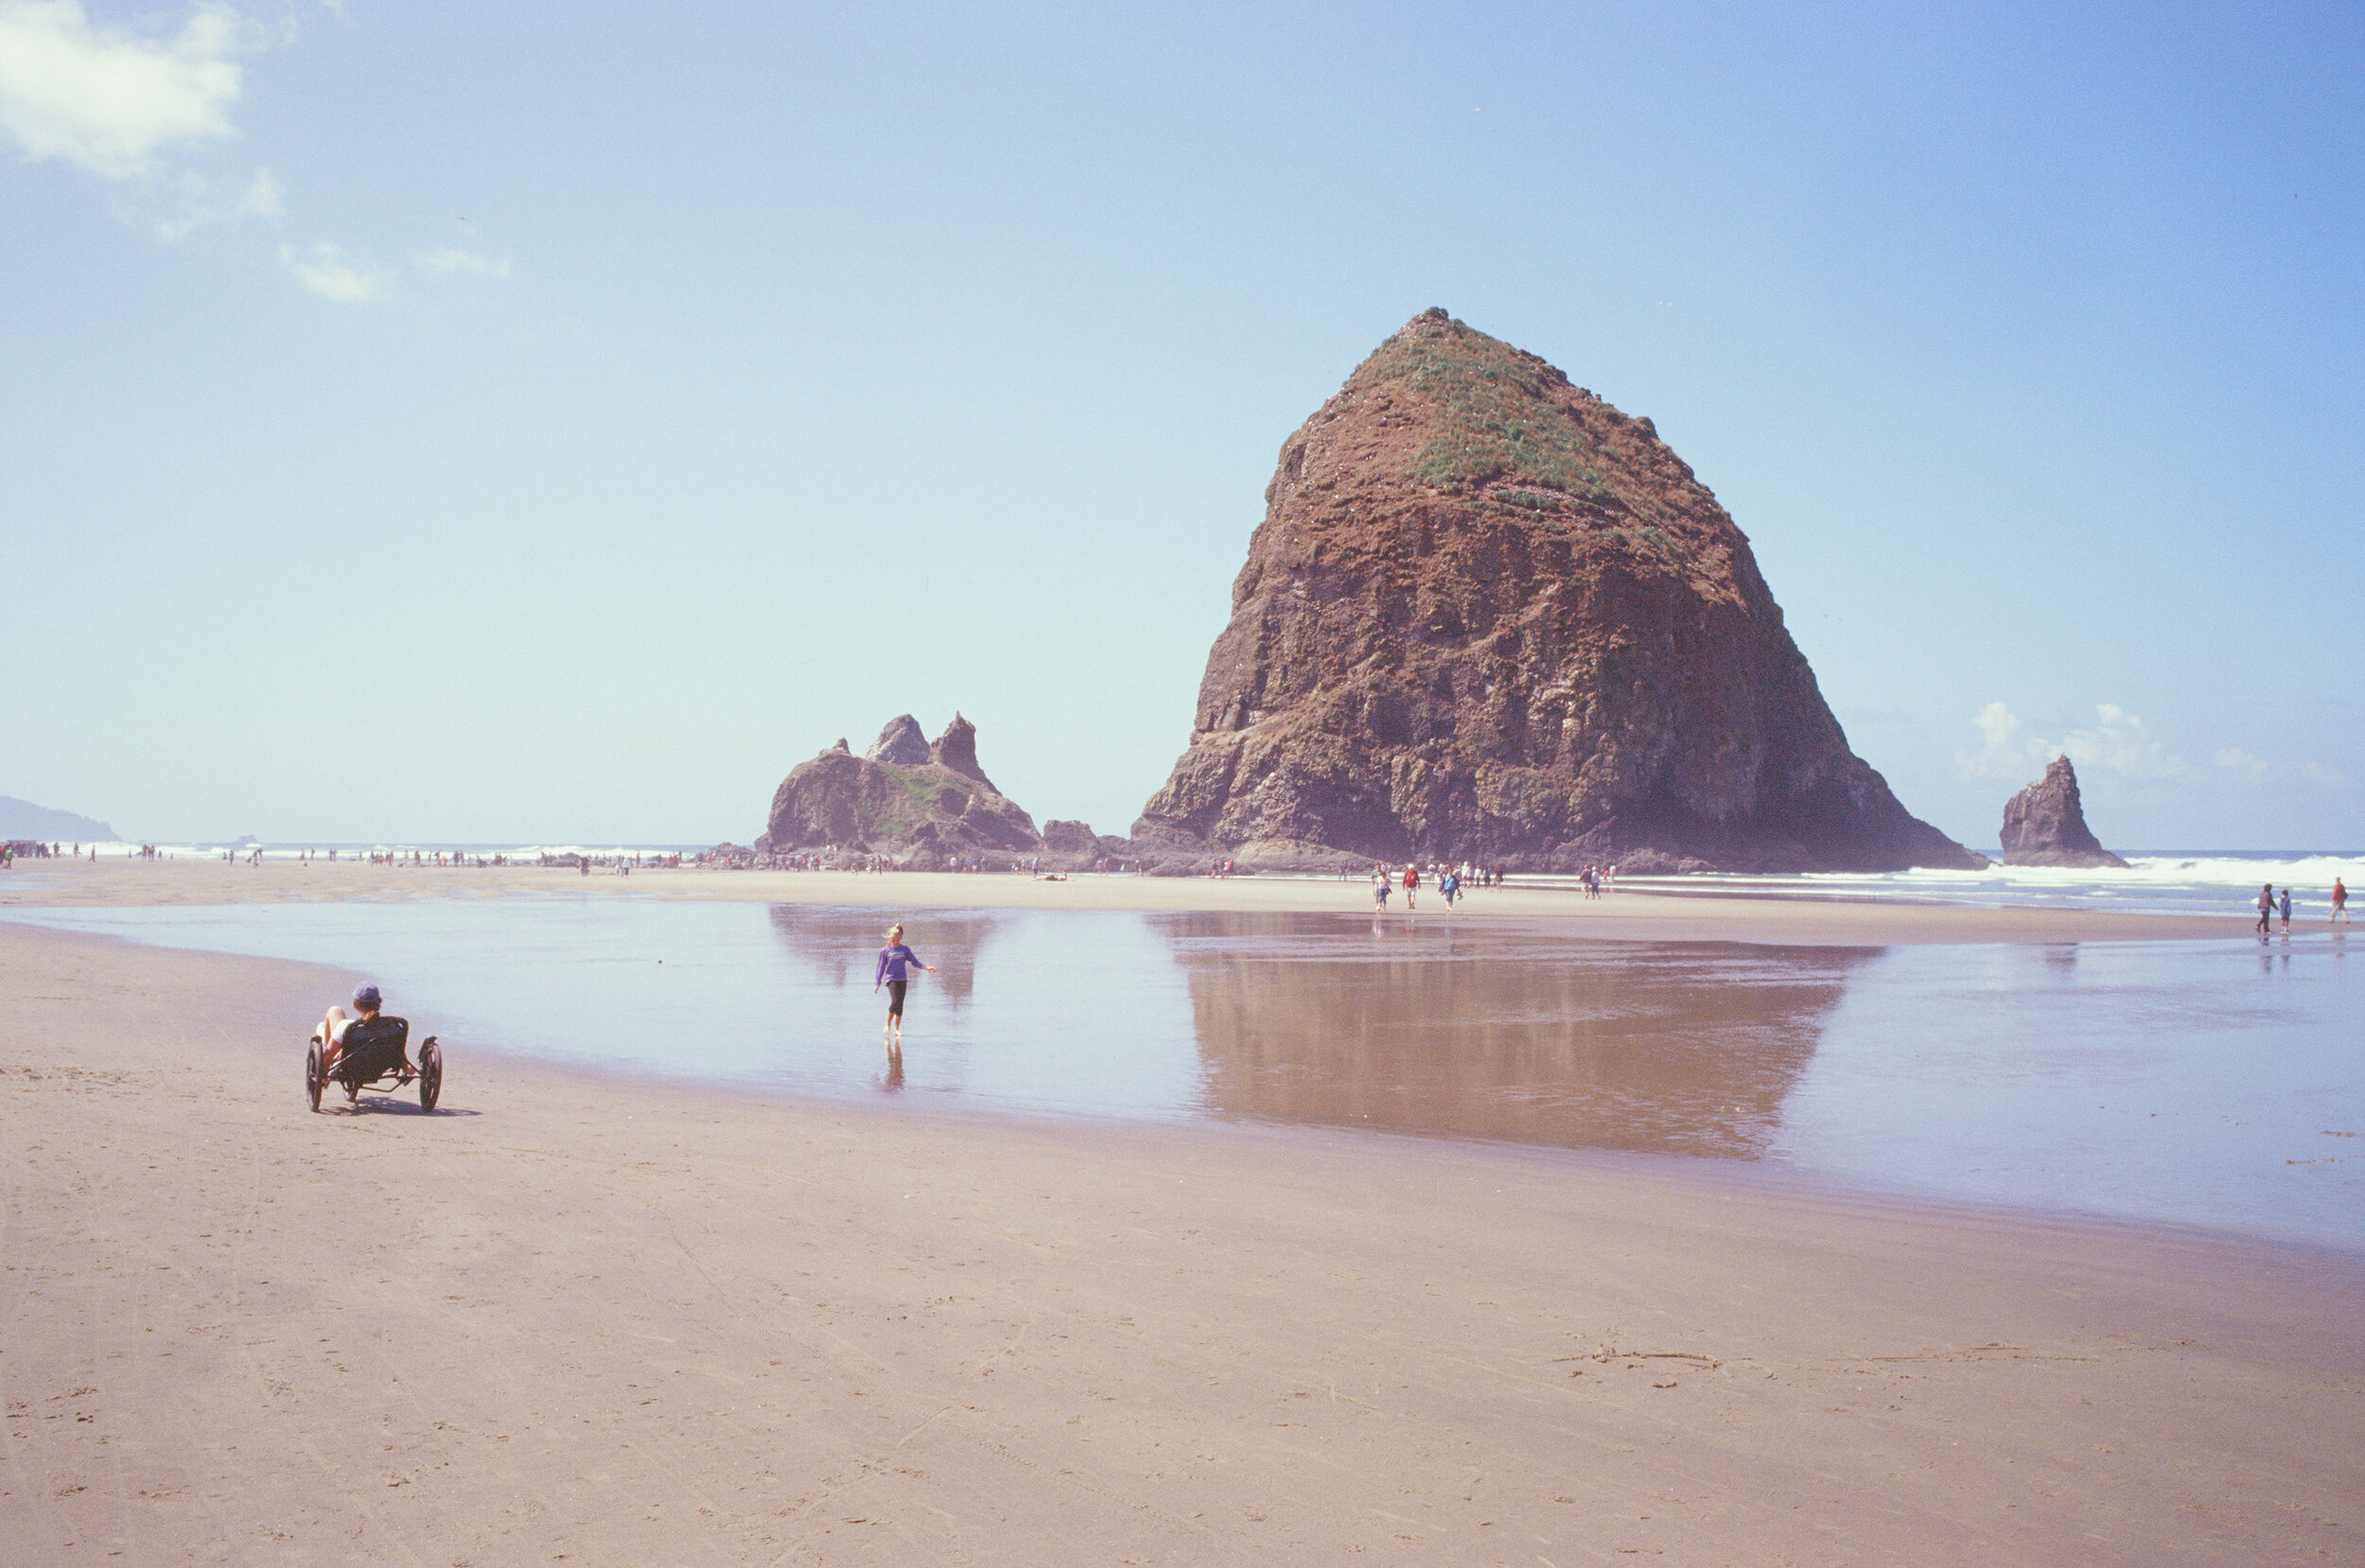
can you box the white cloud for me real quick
[0,0,246,179]
[410,245,511,278]
[279,239,384,303]
[1959,701,2188,784]
[2060,703,2184,780]
[1955,701,2033,779]
[2302,762,2348,789]
[2213,747,2270,781]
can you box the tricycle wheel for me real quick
[418,1037,442,1113]
[344,1071,359,1105]
[305,1042,323,1112]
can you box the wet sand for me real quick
[3,914,2360,1564]
[0,853,2255,944]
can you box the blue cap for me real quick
[354,984,382,1009]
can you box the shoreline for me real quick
[3,916,2358,1562]
[0,854,2265,945]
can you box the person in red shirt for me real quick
[1402,863,1420,910]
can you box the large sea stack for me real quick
[1134,309,1984,874]
[763,714,1039,864]
[1999,755,2128,868]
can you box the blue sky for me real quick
[2,0,2357,850]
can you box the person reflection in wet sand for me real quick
[872,922,936,1055]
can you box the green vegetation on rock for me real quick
[1350,314,1613,500]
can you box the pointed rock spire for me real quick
[866,714,930,766]
[2000,755,2128,867]
[929,712,995,791]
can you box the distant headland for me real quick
[0,794,118,844]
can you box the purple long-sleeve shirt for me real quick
[875,943,925,985]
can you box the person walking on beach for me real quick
[1403,863,1419,910]
[1373,868,1392,910]
[872,923,936,1050]
[2279,886,2294,934]
[2335,878,2350,925]
[2257,883,2275,936]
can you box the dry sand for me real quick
[3,862,2356,1565]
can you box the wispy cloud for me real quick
[2214,747,2270,781]
[236,162,279,217]
[279,239,384,303]
[0,0,246,179]
[411,245,511,279]
[140,159,277,237]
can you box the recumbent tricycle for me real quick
[305,1015,443,1113]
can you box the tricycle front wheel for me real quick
[418,1037,442,1113]
[305,1042,324,1113]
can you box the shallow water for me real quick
[10,902,2360,1247]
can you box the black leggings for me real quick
[885,980,907,1018]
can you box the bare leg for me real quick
[318,1006,349,1071]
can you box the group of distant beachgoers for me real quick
[3,842,155,861]
[1368,860,1527,911]
[2,841,132,864]
[2257,878,2349,936]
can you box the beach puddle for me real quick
[9,901,2359,1246]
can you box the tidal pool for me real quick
[11,901,2359,1247]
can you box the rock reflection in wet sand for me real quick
[1156,913,1876,1158]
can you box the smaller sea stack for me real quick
[762,714,1039,863]
[1999,756,2128,868]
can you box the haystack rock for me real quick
[1999,755,2128,868]
[764,713,1038,862]
[1134,309,1986,874]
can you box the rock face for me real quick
[1134,309,1985,874]
[2000,756,2128,868]
[765,713,1039,862]
[1040,820,1099,855]
[866,715,930,766]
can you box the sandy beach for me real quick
[3,863,2357,1565]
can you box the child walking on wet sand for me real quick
[872,923,936,1051]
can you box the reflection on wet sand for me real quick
[1157,913,1878,1157]
[767,903,998,1012]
